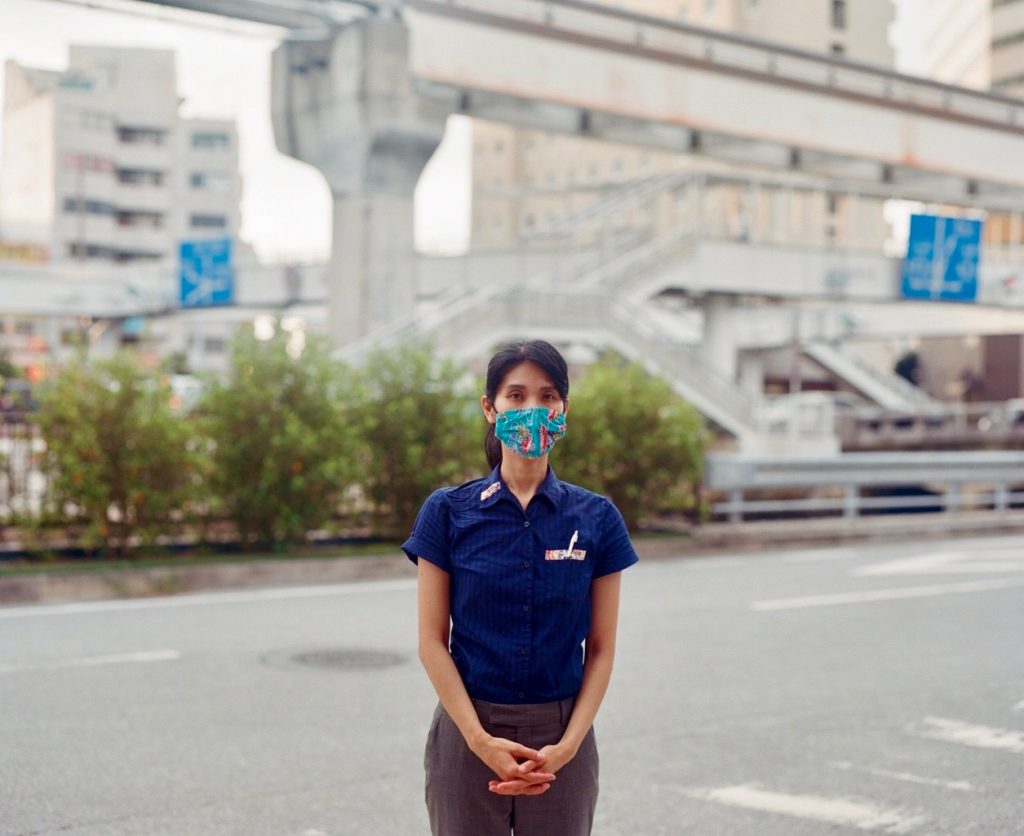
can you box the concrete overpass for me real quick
[52,0,1021,451]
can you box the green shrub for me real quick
[198,328,359,549]
[34,352,200,556]
[354,343,482,538]
[555,355,707,529]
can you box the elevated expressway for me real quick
[75,0,1024,449]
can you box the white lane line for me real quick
[684,557,750,569]
[0,649,181,675]
[678,784,925,833]
[0,578,418,619]
[912,717,1024,754]
[752,578,1024,611]
[856,550,1024,577]
[829,761,973,792]
[782,548,861,564]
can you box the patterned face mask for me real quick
[495,406,567,459]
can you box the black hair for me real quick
[484,339,570,470]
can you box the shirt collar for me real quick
[481,463,565,508]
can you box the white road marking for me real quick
[679,784,926,833]
[829,760,973,792]
[782,547,860,564]
[0,649,181,675]
[0,578,418,619]
[855,549,1024,577]
[752,578,1024,611]
[684,557,750,569]
[912,717,1024,754]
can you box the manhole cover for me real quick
[262,648,407,672]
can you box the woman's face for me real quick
[481,360,567,426]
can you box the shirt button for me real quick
[519,648,528,656]
[518,691,525,699]
[522,560,530,569]
[522,604,530,613]
[523,521,530,528]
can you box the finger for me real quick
[489,781,551,796]
[519,770,556,784]
[507,743,542,762]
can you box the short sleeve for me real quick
[401,489,452,572]
[593,498,639,578]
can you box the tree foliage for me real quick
[555,355,707,529]
[198,328,358,548]
[34,351,200,556]
[354,343,482,538]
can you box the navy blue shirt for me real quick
[402,465,638,704]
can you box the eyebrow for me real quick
[503,382,558,392]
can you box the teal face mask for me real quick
[495,406,567,459]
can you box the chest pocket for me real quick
[541,524,596,606]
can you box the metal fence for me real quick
[0,420,47,521]
[705,450,1024,522]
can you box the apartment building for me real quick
[0,46,240,265]
[469,0,895,250]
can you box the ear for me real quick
[562,398,570,417]
[481,395,497,425]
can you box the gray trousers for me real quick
[424,698,599,836]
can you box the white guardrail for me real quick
[704,450,1024,522]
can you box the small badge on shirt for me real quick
[547,529,584,560]
[545,548,587,561]
[480,482,501,502]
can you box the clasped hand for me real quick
[473,735,573,796]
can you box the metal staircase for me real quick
[803,341,941,411]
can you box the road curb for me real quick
[3,511,1024,606]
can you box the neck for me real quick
[499,453,548,496]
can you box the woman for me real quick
[402,339,639,836]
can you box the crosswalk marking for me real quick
[752,578,1024,611]
[828,761,973,792]
[855,549,1024,578]
[0,578,418,619]
[0,649,181,675]
[912,717,1024,754]
[679,784,926,833]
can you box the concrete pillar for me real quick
[737,350,764,400]
[701,293,738,381]
[271,17,450,345]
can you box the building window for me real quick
[190,214,228,230]
[203,336,227,354]
[115,251,162,264]
[831,42,845,56]
[191,132,231,150]
[67,242,118,259]
[63,198,115,216]
[117,211,164,229]
[831,0,846,30]
[118,168,164,186]
[118,126,166,145]
[189,172,231,192]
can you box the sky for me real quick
[0,0,921,264]
[0,0,472,262]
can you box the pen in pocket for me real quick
[565,529,578,558]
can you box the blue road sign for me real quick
[900,214,981,302]
[179,238,234,308]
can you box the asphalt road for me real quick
[1,534,1022,835]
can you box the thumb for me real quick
[509,743,542,762]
